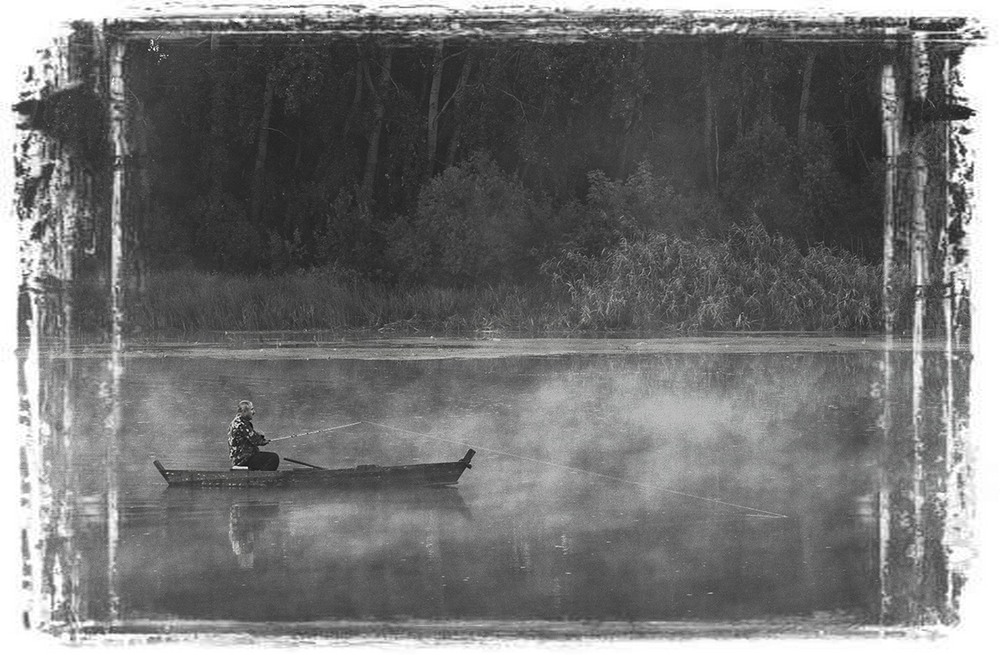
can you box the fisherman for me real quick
[228,400,280,471]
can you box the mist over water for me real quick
[64,346,885,623]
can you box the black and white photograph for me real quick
[7,0,994,648]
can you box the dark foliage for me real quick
[125,37,886,280]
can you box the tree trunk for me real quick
[618,102,643,179]
[249,71,275,224]
[361,47,393,208]
[881,61,899,334]
[702,47,716,191]
[737,57,748,138]
[342,57,365,139]
[878,39,966,626]
[110,38,127,354]
[617,43,644,178]
[427,40,444,176]
[798,49,817,147]
[126,94,150,294]
[209,42,227,183]
[444,51,473,169]
[294,121,303,170]
[760,42,773,123]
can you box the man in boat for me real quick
[228,400,280,471]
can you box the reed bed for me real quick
[130,268,569,334]
[107,224,887,335]
[545,222,883,332]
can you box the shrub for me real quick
[720,118,801,237]
[560,162,728,257]
[720,118,879,256]
[387,152,545,286]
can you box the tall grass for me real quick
[107,224,889,336]
[129,267,569,334]
[545,222,883,332]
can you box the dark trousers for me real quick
[244,451,280,471]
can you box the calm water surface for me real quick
[64,343,887,624]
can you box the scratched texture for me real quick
[14,2,984,643]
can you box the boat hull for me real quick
[153,449,475,489]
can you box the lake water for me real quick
[31,336,966,632]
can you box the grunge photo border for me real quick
[10,0,988,646]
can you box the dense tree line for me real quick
[125,36,885,285]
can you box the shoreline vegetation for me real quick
[67,223,941,338]
[32,37,970,342]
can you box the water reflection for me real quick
[229,502,280,569]
[21,339,971,630]
[116,487,471,621]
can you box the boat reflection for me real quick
[115,486,473,621]
[220,487,472,570]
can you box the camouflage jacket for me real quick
[228,415,266,465]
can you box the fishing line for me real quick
[269,421,362,442]
[365,421,788,519]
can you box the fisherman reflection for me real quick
[228,502,280,569]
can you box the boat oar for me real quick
[283,456,326,470]
[269,421,362,443]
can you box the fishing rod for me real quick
[364,420,789,519]
[283,456,326,470]
[269,421,362,443]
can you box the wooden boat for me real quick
[153,449,475,488]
